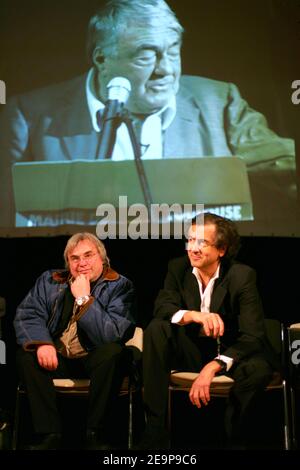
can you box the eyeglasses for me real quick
[186,237,216,249]
[69,252,98,265]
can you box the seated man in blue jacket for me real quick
[14,232,136,450]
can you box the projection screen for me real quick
[0,0,299,237]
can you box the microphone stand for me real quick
[97,101,124,159]
[122,110,153,212]
[98,108,153,211]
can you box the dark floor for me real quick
[10,385,287,451]
[12,390,145,450]
[170,389,285,450]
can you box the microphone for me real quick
[98,77,131,159]
[107,77,131,107]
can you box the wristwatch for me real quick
[214,358,227,372]
[75,295,90,306]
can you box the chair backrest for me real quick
[288,324,300,344]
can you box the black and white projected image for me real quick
[0,0,299,236]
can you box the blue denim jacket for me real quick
[14,267,136,351]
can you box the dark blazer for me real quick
[154,255,277,368]
[0,73,294,226]
[2,74,294,164]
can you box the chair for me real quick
[287,323,300,449]
[0,296,11,451]
[12,326,143,450]
[168,319,291,450]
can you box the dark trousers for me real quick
[16,343,130,434]
[143,319,273,443]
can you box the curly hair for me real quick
[191,212,240,261]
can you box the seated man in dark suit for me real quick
[14,232,136,449]
[0,0,295,226]
[140,212,278,449]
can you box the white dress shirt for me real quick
[86,68,176,160]
[171,265,233,371]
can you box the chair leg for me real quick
[290,385,298,449]
[128,388,133,449]
[282,379,291,450]
[12,387,21,450]
[167,387,172,448]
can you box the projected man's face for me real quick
[95,25,182,114]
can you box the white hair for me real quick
[64,232,109,268]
